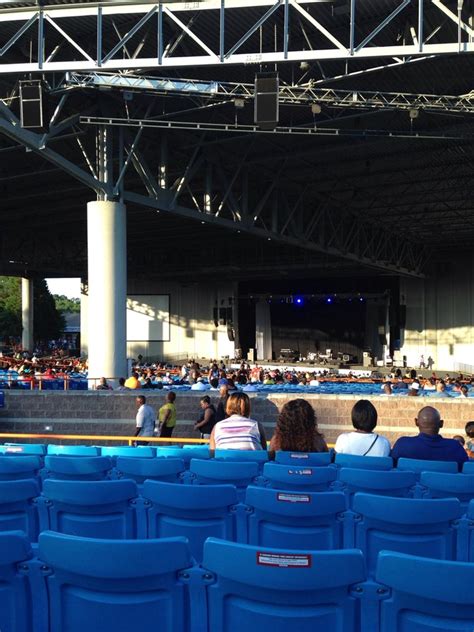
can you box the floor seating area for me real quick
[1,443,474,630]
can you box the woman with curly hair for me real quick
[269,399,328,453]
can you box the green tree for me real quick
[0,276,21,339]
[54,295,80,313]
[0,276,65,343]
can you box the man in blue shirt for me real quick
[391,406,468,469]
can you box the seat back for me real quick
[245,486,345,550]
[334,453,393,471]
[275,451,333,467]
[42,456,113,481]
[0,531,35,632]
[0,480,40,542]
[203,538,365,632]
[462,461,474,474]
[377,551,474,631]
[0,456,42,481]
[46,445,100,457]
[396,457,458,480]
[353,493,462,576]
[38,479,139,539]
[2,443,47,456]
[466,500,474,561]
[338,468,416,507]
[420,472,474,509]
[38,531,192,632]
[142,481,239,562]
[182,445,211,459]
[99,446,155,460]
[263,463,337,492]
[116,457,184,485]
[214,449,268,472]
[190,459,259,500]
[156,447,210,464]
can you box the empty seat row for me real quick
[3,478,474,568]
[1,530,474,632]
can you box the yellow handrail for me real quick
[0,432,209,446]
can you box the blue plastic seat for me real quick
[156,447,210,465]
[38,531,192,632]
[99,446,155,459]
[275,451,333,467]
[245,485,345,550]
[396,457,458,480]
[334,453,393,471]
[353,493,462,576]
[46,445,100,456]
[115,457,184,486]
[338,468,416,507]
[37,479,140,539]
[214,449,269,472]
[190,458,259,501]
[377,551,474,631]
[182,445,211,460]
[0,456,42,481]
[465,500,474,561]
[2,443,47,456]
[0,480,40,541]
[42,456,113,481]
[142,480,239,562]
[420,472,474,510]
[462,460,474,473]
[203,538,365,632]
[0,531,35,632]
[262,463,337,492]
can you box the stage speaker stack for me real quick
[19,80,44,128]
[363,351,372,368]
[254,73,279,130]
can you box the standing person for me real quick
[215,383,230,422]
[210,392,267,450]
[427,356,434,371]
[269,399,328,453]
[158,391,177,438]
[134,395,156,445]
[334,400,391,457]
[391,406,468,469]
[194,395,216,439]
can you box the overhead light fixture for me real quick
[299,61,310,71]
[311,103,322,115]
[409,108,419,120]
[234,98,245,109]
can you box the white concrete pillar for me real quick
[256,300,272,361]
[21,277,34,352]
[80,280,88,357]
[87,201,127,387]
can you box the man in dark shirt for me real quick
[194,395,217,439]
[391,405,468,469]
[215,384,230,422]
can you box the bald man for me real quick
[391,406,468,469]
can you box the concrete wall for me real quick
[124,281,235,362]
[401,263,474,371]
[0,391,472,446]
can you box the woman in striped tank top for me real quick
[210,392,267,451]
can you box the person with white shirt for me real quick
[334,399,391,457]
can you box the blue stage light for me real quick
[327,297,332,303]
[295,297,304,305]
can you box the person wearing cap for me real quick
[408,381,420,396]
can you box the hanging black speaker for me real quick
[213,308,219,328]
[254,73,279,130]
[19,80,44,129]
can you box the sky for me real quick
[46,278,81,299]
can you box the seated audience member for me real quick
[95,377,112,391]
[453,435,465,447]
[269,399,328,454]
[431,380,450,397]
[124,371,140,389]
[391,406,468,469]
[460,385,469,398]
[334,400,391,457]
[381,382,393,396]
[465,421,474,458]
[115,377,129,391]
[194,395,217,439]
[210,392,267,451]
[408,381,420,396]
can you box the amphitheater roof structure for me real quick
[1,0,474,281]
